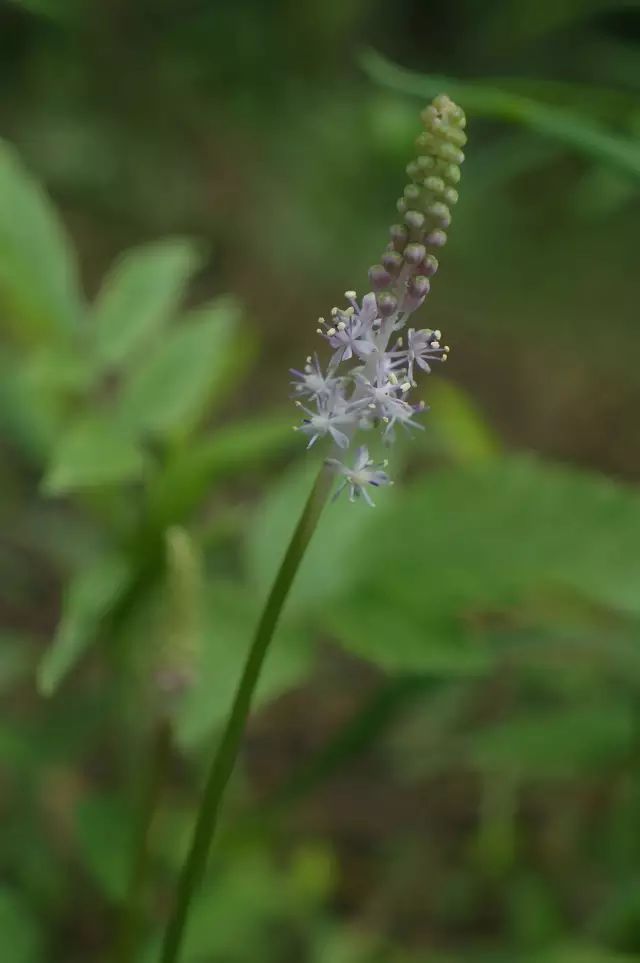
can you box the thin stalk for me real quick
[117,718,172,963]
[159,463,333,963]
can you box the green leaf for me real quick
[0,889,42,963]
[37,554,131,695]
[74,795,132,901]
[0,140,81,343]
[147,410,296,526]
[116,297,240,437]
[91,238,202,367]
[43,415,146,494]
[361,50,640,179]
[326,595,492,676]
[175,581,313,748]
[326,456,640,670]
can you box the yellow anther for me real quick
[344,290,357,299]
[326,327,336,336]
[337,321,346,331]
[331,306,339,316]
[401,382,411,392]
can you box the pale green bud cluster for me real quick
[368,94,466,314]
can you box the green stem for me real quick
[159,464,333,963]
[117,718,172,963]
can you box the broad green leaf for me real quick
[43,415,146,494]
[91,238,202,367]
[38,553,130,695]
[361,50,640,179]
[324,456,640,671]
[325,595,492,676]
[0,889,42,963]
[175,581,313,748]
[0,345,90,461]
[147,410,296,526]
[116,297,239,437]
[0,140,81,342]
[471,704,635,777]
[74,795,133,901]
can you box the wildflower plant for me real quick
[292,94,465,505]
[160,94,466,963]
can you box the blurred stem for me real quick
[159,463,333,963]
[117,718,172,963]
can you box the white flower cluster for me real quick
[291,94,466,506]
[291,288,448,505]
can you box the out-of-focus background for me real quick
[1,1,640,961]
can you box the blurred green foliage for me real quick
[1,0,640,961]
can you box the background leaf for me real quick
[116,297,240,437]
[324,456,640,670]
[360,50,640,179]
[0,140,81,342]
[43,416,146,494]
[37,553,130,695]
[91,238,202,367]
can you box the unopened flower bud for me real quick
[404,243,426,266]
[377,292,398,317]
[408,275,431,300]
[368,264,392,290]
[389,224,409,251]
[426,228,447,247]
[382,250,403,276]
[404,210,425,233]
[422,253,439,276]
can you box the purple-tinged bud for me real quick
[389,224,409,251]
[426,229,448,247]
[377,292,398,317]
[404,243,426,266]
[422,253,439,276]
[408,275,431,300]
[368,264,392,290]
[382,250,403,276]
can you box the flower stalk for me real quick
[158,92,466,962]
[159,464,333,963]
